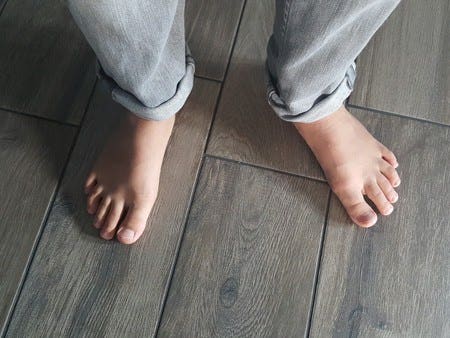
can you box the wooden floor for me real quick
[0,0,448,337]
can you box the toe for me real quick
[87,185,103,215]
[84,172,97,194]
[117,203,152,245]
[379,144,398,168]
[100,200,124,240]
[380,162,401,187]
[333,185,378,227]
[366,182,394,216]
[377,174,398,203]
[93,197,111,229]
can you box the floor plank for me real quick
[310,107,450,337]
[158,157,329,337]
[186,0,244,81]
[0,111,76,334]
[0,0,96,124]
[349,0,449,125]
[206,0,324,180]
[5,78,220,337]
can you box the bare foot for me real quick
[84,112,174,244]
[295,105,400,227]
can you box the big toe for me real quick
[117,204,152,245]
[346,201,378,227]
[334,187,378,227]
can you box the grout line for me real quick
[1,79,98,338]
[205,153,327,184]
[347,103,450,129]
[153,155,208,337]
[194,74,222,84]
[153,1,249,336]
[0,0,8,15]
[305,189,332,338]
[0,106,79,128]
[200,0,247,156]
[0,80,218,130]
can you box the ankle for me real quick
[294,105,346,138]
[125,112,175,130]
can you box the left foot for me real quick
[295,105,401,227]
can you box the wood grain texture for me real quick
[206,0,324,180]
[310,107,450,337]
[0,0,96,124]
[6,78,220,337]
[0,110,76,334]
[158,157,329,337]
[186,0,244,81]
[349,0,450,125]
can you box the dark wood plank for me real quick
[206,0,324,180]
[0,111,76,334]
[0,0,6,12]
[6,78,220,337]
[0,0,96,124]
[311,107,450,337]
[349,0,449,125]
[186,0,244,81]
[158,157,329,337]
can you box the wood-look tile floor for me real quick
[0,0,448,337]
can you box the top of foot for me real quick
[295,105,400,227]
[84,113,175,244]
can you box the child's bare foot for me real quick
[295,106,400,227]
[84,112,175,244]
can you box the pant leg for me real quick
[266,0,400,123]
[67,0,194,121]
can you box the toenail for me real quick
[101,234,113,240]
[385,205,394,214]
[118,228,135,240]
[100,230,113,240]
[356,211,376,224]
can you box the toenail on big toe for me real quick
[118,228,135,241]
[357,211,376,225]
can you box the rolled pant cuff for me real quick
[266,62,356,123]
[96,53,195,121]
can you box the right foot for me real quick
[84,112,175,244]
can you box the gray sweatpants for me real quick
[67,0,400,123]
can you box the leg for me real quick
[266,0,401,227]
[68,0,194,244]
[68,0,194,120]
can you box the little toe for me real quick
[100,200,124,240]
[87,186,103,215]
[84,172,97,194]
[366,182,394,216]
[93,197,111,229]
[379,144,398,168]
[380,162,401,187]
[377,175,398,203]
[117,204,151,245]
[334,186,378,227]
